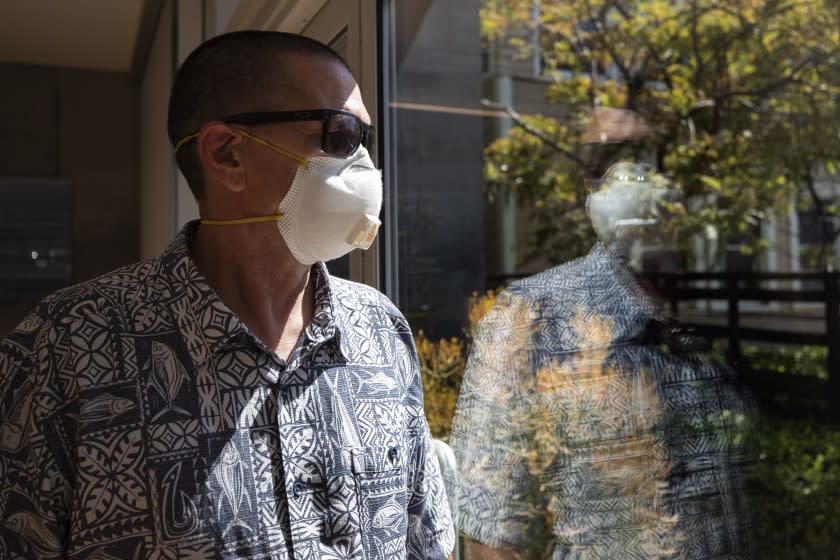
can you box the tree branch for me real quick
[803,170,835,271]
[583,0,632,83]
[489,102,589,170]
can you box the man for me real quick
[450,164,752,559]
[0,31,454,559]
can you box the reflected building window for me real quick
[0,178,72,303]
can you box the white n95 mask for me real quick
[586,162,667,244]
[198,130,383,266]
[277,146,382,265]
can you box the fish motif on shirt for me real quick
[0,375,35,453]
[213,443,252,538]
[80,393,136,424]
[148,341,190,422]
[5,511,62,556]
[324,374,362,449]
[358,371,398,394]
[371,495,405,531]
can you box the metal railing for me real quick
[646,271,840,406]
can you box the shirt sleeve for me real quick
[389,307,456,560]
[406,418,456,560]
[0,312,71,559]
[449,290,555,555]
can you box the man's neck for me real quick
[190,222,315,360]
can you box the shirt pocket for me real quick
[350,445,409,553]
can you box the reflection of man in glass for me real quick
[450,163,752,559]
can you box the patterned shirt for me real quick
[0,222,454,559]
[450,244,751,559]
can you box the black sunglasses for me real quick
[221,109,375,158]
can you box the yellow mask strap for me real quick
[235,129,310,168]
[200,213,285,226]
[175,133,199,151]
[174,129,310,169]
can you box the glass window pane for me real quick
[385,1,840,557]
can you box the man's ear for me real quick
[196,122,246,193]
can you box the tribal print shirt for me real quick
[0,222,454,559]
[450,244,752,559]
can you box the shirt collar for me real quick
[306,261,337,344]
[300,260,350,364]
[589,241,670,324]
[158,221,347,369]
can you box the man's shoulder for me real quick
[2,256,165,367]
[510,250,601,295]
[329,276,401,313]
[26,256,164,329]
[329,276,407,324]
[499,249,619,318]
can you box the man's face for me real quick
[237,54,371,214]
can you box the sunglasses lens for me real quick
[325,113,361,157]
[363,127,375,151]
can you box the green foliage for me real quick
[751,417,840,559]
[416,291,499,439]
[481,0,840,267]
[800,244,837,270]
[743,344,829,380]
[701,343,839,556]
[415,332,465,439]
[484,118,596,264]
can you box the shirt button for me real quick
[292,480,306,498]
[388,447,399,464]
